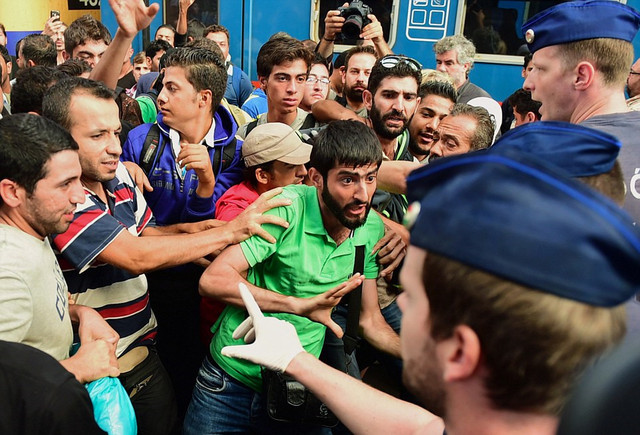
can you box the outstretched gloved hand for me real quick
[221,283,305,373]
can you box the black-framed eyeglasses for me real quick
[630,69,640,76]
[379,55,422,72]
[306,75,330,86]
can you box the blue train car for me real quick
[98,0,640,102]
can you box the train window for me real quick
[164,0,219,28]
[460,0,564,60]
[313,0,400,50]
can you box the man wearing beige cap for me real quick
[214,122,311,222]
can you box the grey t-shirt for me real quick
[0,225,73,360]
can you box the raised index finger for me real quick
[238,283,264,320]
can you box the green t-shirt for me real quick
[210,184,384,391]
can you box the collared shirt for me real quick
[210,184,384,391]
[53,162,157,357]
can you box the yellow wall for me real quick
[0,0,101,31]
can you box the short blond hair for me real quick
[558,38,633,87]
[424,253,626,415]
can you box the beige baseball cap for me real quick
[242,122,312,167]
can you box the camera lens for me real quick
[342,14,363,39]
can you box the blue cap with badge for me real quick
[405,151,640,307]
[490,121,621,177]
[522,0,640,53]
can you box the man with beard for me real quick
[187,120,399,434]
[408,80,457,162]
[312,45,377,122]
[627,57,640,110]
[219,139,640,435]
[363,55,422,222]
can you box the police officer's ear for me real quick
[574,61,596,91]
[440,324,482,383]
[307,167,324,190]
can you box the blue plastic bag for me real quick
[85,377,137,435]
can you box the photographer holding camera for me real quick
[317,1,392,60]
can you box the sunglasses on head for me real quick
[379,55,422,72]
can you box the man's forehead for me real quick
[439,114,475,134]
[331,162,379,174]
[73,39,108,55]
[271,60,308,75]
[436,50,458,61]
[376,76,419,94]
[206,32,228,43]
[421,94,454,111]
[347,53,376,69]
[69,93,119,123]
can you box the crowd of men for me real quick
[1,0,640,434]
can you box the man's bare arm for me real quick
[359,279,401,358]
[312,99,367,123]
[200,244,363,338]
[98,189,291,275]
[377,160,421,194]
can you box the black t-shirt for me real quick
[0,340,105,435]
[117,70,137,92]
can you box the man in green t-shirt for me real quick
[185,120,400,434]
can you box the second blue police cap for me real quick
[522,0,640,53]
[490,121,621,177]
[405,151,640,307]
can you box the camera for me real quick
[338,0,372,40]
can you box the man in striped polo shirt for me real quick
[42,76,291,435]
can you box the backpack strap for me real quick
[245,118,259,136]
[139,124,164,176]
[343,245,365,355]
[211,136,239,175]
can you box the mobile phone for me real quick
[50,10,60,20]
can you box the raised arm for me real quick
[90,0,159,89]
[377,160,421,194]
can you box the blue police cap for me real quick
[491,121,621,177]
[522,0,640,53]
[405,152,640,307]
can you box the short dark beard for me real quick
[321,182,370,230]
[370,101,408,141]
[344,83,364,103]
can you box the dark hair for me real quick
[523,52,533,69]
[11,66,66,115]
[0,113,78,198]
[508,88,541,120]
[56,58,92,77]
[333,50,347,70]
[163,47,227,113]
[243,161,275,187]
[256,36,313,78]
[0,23,6,39]
[187,19,206,42]
[310,120,383,179]
[449,103,495,151]
[344,45,377,71]
[184,37,224,59]
[42,76,115,130]
[21,34,57,67]
[0,44,10,65]
[64,14,111,55]
[145,38,172,60]
[419,80,457,103]
[203,24,229,41]
[155,24,176,37]
[368,55,422,96]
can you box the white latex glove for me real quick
[221,283,305,372]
